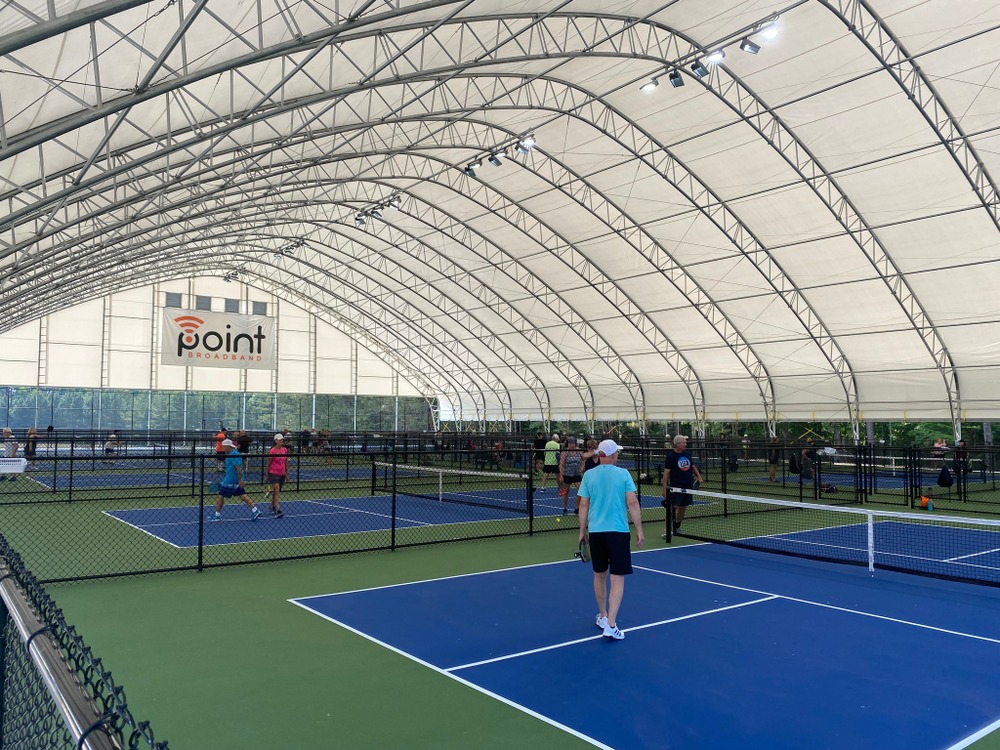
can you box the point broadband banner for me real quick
[161,309,275,370]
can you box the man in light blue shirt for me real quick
[577,439,644,640]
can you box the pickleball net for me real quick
[372,461,531,515]
[669,489,1000,587]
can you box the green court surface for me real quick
[47,528,1000,750]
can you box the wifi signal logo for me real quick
[174,315,204,345]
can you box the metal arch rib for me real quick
[825,0,1000,228]
[2,15,693,205]
[1,136,649,423]
[342,120,775,422]
[94,245,513,421]
[236,253,511,422]
[442,73,861,431]
[669,26,962,430]
[14,260,463,409]
[240,224,553,421]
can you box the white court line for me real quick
[290,541,706,602]
[287,600,615,750]
[100,510,183,549]
[112,506,363,529]
[304,499,434,527]
[946,715,1000,750]
[633,565,1000,645]
[946,547,1000,563]
[445,596,778,672]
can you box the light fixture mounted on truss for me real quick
[640,11,782,94]
[353,193,405,225]
[462,135,535,179]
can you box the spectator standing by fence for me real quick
[24,427,38,470]
[767,437,780,483]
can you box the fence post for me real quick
[197,457,205,572]
[391,451,397,551]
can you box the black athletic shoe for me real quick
[274,510,284,518]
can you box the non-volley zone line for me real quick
[101,491,542,548]
[444,596,778,672]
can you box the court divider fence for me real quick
[0,440,997,584]
[0,532,167,748]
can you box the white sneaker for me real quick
[602,623,625,640]
[596,615,608,630]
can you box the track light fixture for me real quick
[356,194,404,223]
[488,150,507,167]
[690,61,709,78]
[516,134,536,155]
[641,12,781,97]
[464,164,477,177]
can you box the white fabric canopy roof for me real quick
[2,0,999,430]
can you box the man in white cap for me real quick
[265,432,289,518]
[209,438,261,522]
[577,438,644,640]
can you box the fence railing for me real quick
[0,533,167,748]
[0,441,997,584]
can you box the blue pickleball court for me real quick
[291,542,1000,750]
[103,489,573,547]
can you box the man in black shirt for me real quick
[661,434,704,537]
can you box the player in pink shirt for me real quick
[265,433,289,518]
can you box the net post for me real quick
[665,492,673,543]
[197,456,205,573]
[370,455,377,497]
[866,511,875,575]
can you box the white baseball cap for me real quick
[274,433,285,441]
[597,439,622,456]
[552,433,560,440]
[221,439,236,448]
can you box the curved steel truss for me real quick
[2,2,997,426]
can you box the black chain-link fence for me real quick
[0,532,167,748]
[2,437,1000,583]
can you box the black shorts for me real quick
[218,484,246,499]
[543,465,558,474]
[562,474,582,485]
[669,489,694,507]
[589,531,633,575]
[267,473,286,487]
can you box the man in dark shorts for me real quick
[533,433,546,480]
[208,439,261,522]
[577,439,644,641]
[662,434,704,536]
